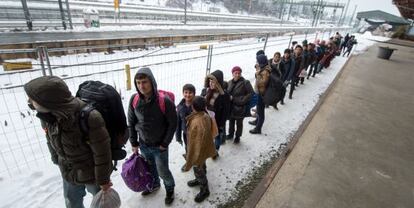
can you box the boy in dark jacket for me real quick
[128,67,177,205]
[280,49,295,104]
[176,84,196,170]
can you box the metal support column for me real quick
[206,45,213,76]
[58,0,67,30]
[65,0,73,29]
[20,0,32,31]
[263,33,269,51]
[184,0,187,24]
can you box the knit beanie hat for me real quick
[24,76,74,110]
[231,66,242,73]
[256,50,265,57]
[256,54,268,68]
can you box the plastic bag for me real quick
[90,188,121,208]
[121,153,154,192]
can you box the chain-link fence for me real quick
[0,28,351,178]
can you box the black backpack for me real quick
[76,81,128,170]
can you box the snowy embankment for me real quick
[0,32,386,208]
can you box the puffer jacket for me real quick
[24,76,112,186]
[227,77,254,119]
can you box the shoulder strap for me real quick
[79,104,95,138]
[132,93,140,109]
[158,91,166,114]
[133,92,167,114]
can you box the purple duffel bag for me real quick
[121,153,154,192]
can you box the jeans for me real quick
[63,179,100,208]
[308,63,318,78]
[228,118,244,138]
[214,128,225,150]
[255,96,265,130]
[140,144,175,192]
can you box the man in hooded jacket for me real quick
[24,76,113,208]
[128,67,177,205]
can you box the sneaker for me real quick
[187,179,200,187]
[165,190,174,205]
[141,184,160,196]
[249,128,261,134]
[234,137,240,144]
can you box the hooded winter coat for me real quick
[184,111,217,171]
[24,76,112,185]
[255,64,271,96]
[127,67,177,148]
[227,77,254,119]
[201,70,231,129]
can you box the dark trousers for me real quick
[255,96,265,130]
[343,49,352,57]
[289,78,296,98]
[229,118,243,138]
[281,86,286,103]
[308,63,317,78]
[193,163,208,186]
[214,129,224,150]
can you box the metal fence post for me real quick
[206,45,213,76]
[43,47,53,76]
[125,64,131,90]
[304,30,308,40]
[37,47,46,76]
[288,34,293,49]
[263,33,269,51]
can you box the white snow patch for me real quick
[0,32,378,208]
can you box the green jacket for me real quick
[25,76,112,185]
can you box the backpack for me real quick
[121,153,154,192]
[76,81,128,170]
[131,90,175,113]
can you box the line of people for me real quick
[24,31,356,208]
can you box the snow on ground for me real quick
[0,31,382,208]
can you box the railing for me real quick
[0,28,351,178]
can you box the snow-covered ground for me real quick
[0,31,387,208]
